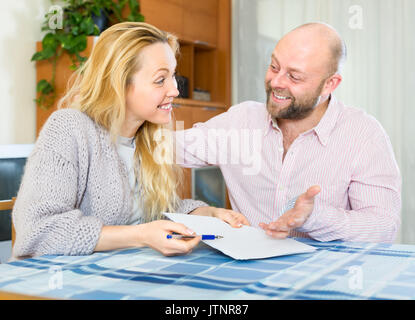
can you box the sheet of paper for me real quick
[163,212,316,260]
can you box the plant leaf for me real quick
[36,79,54,94]
[42,33,59,51]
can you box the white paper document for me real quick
[163,213,316,260]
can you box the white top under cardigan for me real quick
[116,136,143,225]
[11,109,208,260]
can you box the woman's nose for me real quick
[168,78,180,98]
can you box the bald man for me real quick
[176,23,401,243]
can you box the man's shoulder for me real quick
[226,101,268,125]
[228,100,267,114]
[337,102,387,138]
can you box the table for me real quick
[0,238,414,300]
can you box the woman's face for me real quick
[123,42,179,137]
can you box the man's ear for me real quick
[322,73,342,96]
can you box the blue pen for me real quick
[167,234,223,240]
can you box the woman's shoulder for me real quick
[45,108,94,130]
[40,108,101,139]
[36,108,105,160]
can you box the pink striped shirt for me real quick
[175,96,401,243]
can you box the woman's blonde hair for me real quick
[58,22,182,222]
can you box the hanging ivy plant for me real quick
[32,0,144,109]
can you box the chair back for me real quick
[0,197,16,246]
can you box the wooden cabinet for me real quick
[140,0,231,108]
[140,0,218,46]
[182,0,217,45]
[172,100,225,129]
[139,0,184,37]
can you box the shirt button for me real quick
[279,186,284,191]
[278,147,284,153]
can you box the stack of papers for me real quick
[163,213,315,260]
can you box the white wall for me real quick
[0,0,51,145]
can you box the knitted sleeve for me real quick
[11,111,103,259]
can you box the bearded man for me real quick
[175,22,401,243]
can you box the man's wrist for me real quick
[295,207,317,233]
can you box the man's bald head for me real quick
[280,22,347,77]
[265,22,345,121]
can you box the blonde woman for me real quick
[12,22,248,260]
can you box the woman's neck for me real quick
[120,118,145,138]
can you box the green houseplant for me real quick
[32,0,144,109]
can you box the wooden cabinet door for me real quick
[171,105,194,129]
[140,0,184,37]
[191,106,224,124]
[182,0,218,45]
[172,104,225,129]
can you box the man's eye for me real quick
[289,74,300,81]
[270,64,281,73]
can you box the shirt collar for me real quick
[265,95,342,146]
[117,135,136,148]
[312,95,342,146]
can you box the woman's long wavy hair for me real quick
[58,22,182,222]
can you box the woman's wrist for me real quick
[94,224,146,252]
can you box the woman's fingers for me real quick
[164,235,201,256]
[213,208,250,227]
[163,220,195,236]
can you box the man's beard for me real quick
[265,81,325,120]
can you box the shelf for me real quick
[173,98,226,109]
[178,38,216,50]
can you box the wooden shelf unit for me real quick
[139,0,231,109]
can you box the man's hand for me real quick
[259,185,321,239]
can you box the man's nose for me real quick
[270,71,289,89]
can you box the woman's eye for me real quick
[155,78,165,85]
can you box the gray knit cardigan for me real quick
[12,109,207,259]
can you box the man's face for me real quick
[264,35,332,120]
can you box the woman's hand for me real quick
[190,206,250,228]
[138,220,201,256]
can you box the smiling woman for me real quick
[11,22,249,260]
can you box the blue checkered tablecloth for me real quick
[0,238,414,300]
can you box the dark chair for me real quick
[0,198,16,247]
